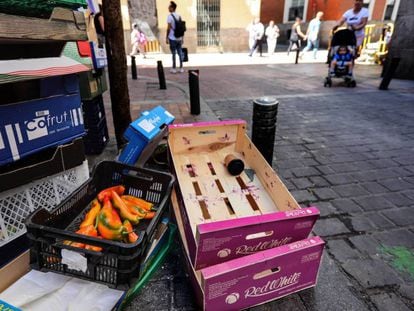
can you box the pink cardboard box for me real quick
[172,189,325,311]
[168,120,320,269]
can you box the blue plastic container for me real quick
[0,92,85,166]
[118,106,175,165]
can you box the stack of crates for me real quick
[79,70,109,155]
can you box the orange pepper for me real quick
[121,195,153,211]
[85,236,103,252]
[97,185,125,202]
[143,211,156,220]
[123,220,138,243]
[80,199,101,228]
[97,197,125,240]
[111,191,140,225]
[121,198,147,218]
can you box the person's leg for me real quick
[330,60,337,75]
[249,40,258,56]
[287,40,293,55]
[268,39,276,55]
[169,39,177,72]
[312,39,319,59]
[346,61,353,77]
[176,40,184,71]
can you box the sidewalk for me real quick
[95,53,414,311]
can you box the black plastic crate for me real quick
[82,95,106,129]
[25,161,174,289]
[84,117,109,155]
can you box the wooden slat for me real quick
[0,9,87,42]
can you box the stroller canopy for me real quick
[331,29,356,47]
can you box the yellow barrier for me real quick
[144,40,161,53]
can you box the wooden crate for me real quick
[168,120,320,269]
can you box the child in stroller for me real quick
[324,29,357,87]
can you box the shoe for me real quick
[170,68,177,74]
[179,68,184,73]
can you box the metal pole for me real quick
[252,97,279,165]
[295,48,300,64]
[379,57,400,90]
[131,56,137,80]
[157,60,167,90]
[189,69,200,115]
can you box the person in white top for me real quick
[336,0,369,53]
[166,1,184,73]
[265,20,280,55]
[246,20,256,50]
[248,17,265,57]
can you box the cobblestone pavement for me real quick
[100,60,414,310]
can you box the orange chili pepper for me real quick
[123,220,138,243]
[80,199,101,228]
[97,185,125,202]
[121,195,153,211]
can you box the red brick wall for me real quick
[372,0,386,20]
[260,0,285,24]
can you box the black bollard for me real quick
[157,60,167,90]
[189,69,200,115]
[252,97,279,165]
[379,57,400,90]
[131,56,137,80]
[295,48,300,64]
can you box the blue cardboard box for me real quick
[118,106,175,166]
[0,93,85,166]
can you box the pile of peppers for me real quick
[64,185,156,251]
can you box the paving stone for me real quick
[291,167,321,178]
[403,190,414,200]
[349,234,382,256]
[353,196,395,211]
[313,201,339,217]
[360,182,389,194]
[374,229,414,248]
[316,165,336,175]
[379,192,413,207]
[250,294,306,311]
[332,184,370,197]
[173,277,198,309]
[348,216,377,232]
[330,163,359,173]
[324,174,356,185]
[398,283,414,302]
[327,239,361,263]
[127,280,171,311]
[299,254,368,311]
[394,157,414,165]
[382,207,414,226]
[290,177,313,190]
[367,159,400,169]
[309,176,330,187]
[371,293,411,311]
[313,218,350,237]
[290,189,317,203]
[278,159,304,169]
[379,178,414,192]
[342,259,401,288]
[331,198,363,214]
[312,187,338,200]
[368,213,396,229]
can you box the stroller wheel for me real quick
[350,80,356,88]
[324,77,332,87]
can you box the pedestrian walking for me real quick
[166,1,184,74]
[265,20,280,56]
[300,11,323,59]
[246,19,256,50]
[335,0,369,56]
[248,17,265,57]
[287,17,306,56]
[130,23,147,57]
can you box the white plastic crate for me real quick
[0,161,89,246]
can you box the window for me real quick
[288,0,305,21]
[384,0,395,20]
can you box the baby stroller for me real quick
[324,29,357,88]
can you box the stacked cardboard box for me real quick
[169,120,324,310]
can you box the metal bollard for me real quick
[379,57,400,90]
[189,69,200,115]
[131,56,137,80]
[295,48,300,64]
[157,60,167,90]
[252,97,279,165]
